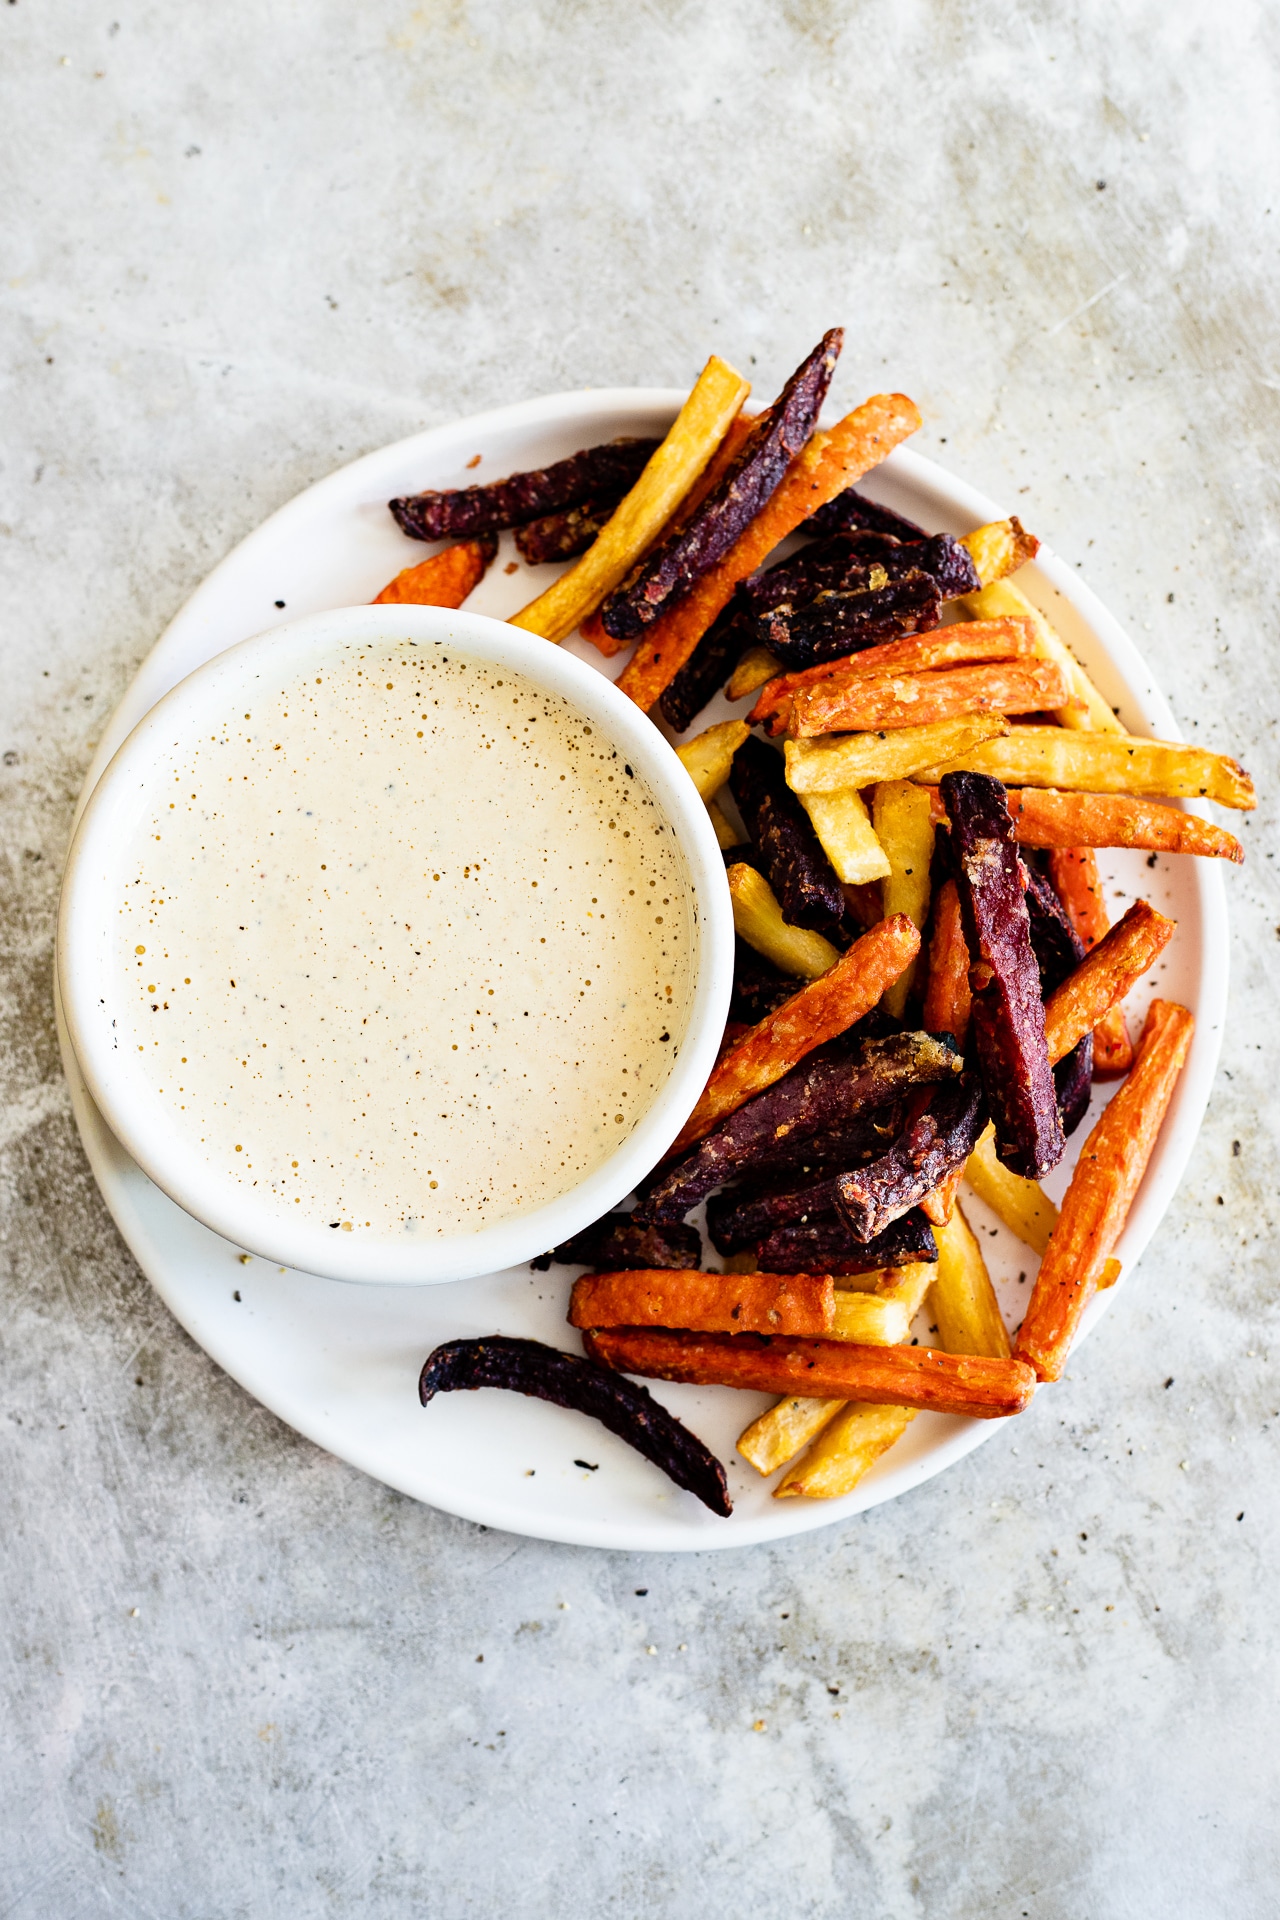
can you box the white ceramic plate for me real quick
[55,389,1228,1551]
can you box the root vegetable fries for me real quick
[872,781,935,1018]
[1014,999,1195,1381]
[585,1326,1036,1419]
[962,576,1119,733]
[675,718,749,801]
[727,864,842,980]
[785,714,1008,796]
[922,877,972,1044]
[913,725,1256,810]
[737,1263,935,1475]
[615,393,924,711]
[579,413,758,657]
[928,1205,1011,1359]
[568,1269,835,1337]
[726,646,782,701]
[750,617,1038,735]
[508,355,750,644]
[919,786,1245,861]
[668,912,921,1154]
[1043,901,1175,1067]
[796,787,891,885]
[775,1402,917,1499]
[789,658,1068,739]
[1048,847,1132,1075]
[965,1122,1058,1255]
[960,517,1040,586]
[372,537,494,606]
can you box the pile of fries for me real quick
[395,332,1252,1509]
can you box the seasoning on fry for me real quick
[917,726,1256,811]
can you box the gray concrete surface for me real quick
[3,3,1279,1913]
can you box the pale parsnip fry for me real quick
[727,863,841,980]
[726,646,782,701]
[739,1394,845,1474]
[872,780,935,1018]
[675,718,749,801]
[508,355,750,643]
[962,576,1120,733]
[785,714,1008,796]
[965,1122,1058,1256]
[671,909,919,1151]
[797,787,891,885]
[774,1403,917,1500]
[913,725,1256,810]
[705,799,739,850]
[928,1204,1011,1359]
[960,517,1040,586]
[830,1292,912,1346]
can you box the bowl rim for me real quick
[56,603,734,1285]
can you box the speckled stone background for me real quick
[3,3,1278,1914]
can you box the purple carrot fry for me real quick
[752,571,942,671]
[942,772,1066,1179]
[833,1073,987,1242]
[528,1213,702,1273]
[803,486,930,542]
[729,733,846,934]
[635,1032,961,1226]
[658,595,754,734]
[514,497,617,565]
[419,1335,731,1516]
[755,1209,938,1275]
[390,437,659,542]
[599,329,842,640]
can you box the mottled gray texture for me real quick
[2,2,1278,1914]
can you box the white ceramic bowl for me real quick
[57,604,734,1285]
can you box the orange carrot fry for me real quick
[584,1326,1036,1419]
[1048,848,1132,1075]
[616,393,923,712]
[1043,901,1174,1067]
[372,537,494,607]
[749,617,1038,734]
[568,1269,834,1337]
[578,413,758,656]
[1014,999,1195,1380]
[668,913,921,1156]
[921,877,972,1045]
[919,787,1245,861]
[789,657,1067,738]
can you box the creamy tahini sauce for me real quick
[113,639,695,1237]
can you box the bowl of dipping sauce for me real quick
[57,606,733,1284]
